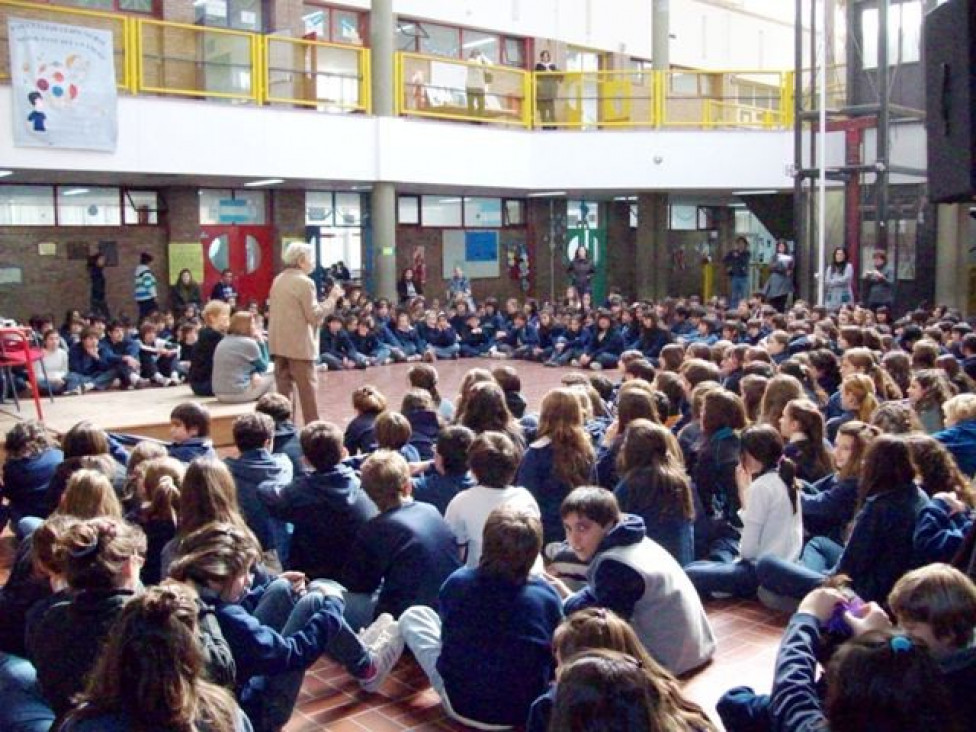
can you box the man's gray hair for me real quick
[282,241,313,267]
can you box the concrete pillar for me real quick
[636,194,669,300]
[652,0,670,70]
[369,0,397,300]
[935,205,972,314]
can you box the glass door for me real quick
[566,200,606,304]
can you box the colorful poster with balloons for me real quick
[8,18,118,152]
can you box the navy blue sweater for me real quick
[800,473,858,544]
[517,441,587,545]
[437,568,563,727]
[935,419,976,477]
[2,447,63,519]
[412,468,475,515]
[260,464,377,580]
[344,412,378,455]
[913,496,974,566]
[836,484,928,603]
[406,409,440,460]
[342,501,461,619]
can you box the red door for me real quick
[201,226,275,307]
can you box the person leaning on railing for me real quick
[535,50,560,129]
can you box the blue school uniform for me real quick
[412,468,475,515]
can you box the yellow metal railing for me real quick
[397,51,531,128]
[0,0,132,90]
[264,34,370,113]
[0,2,794,131]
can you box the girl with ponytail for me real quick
[779,398,833,483]
[685,424,803,599]
[134,456,185,585]
[63,582,248,731]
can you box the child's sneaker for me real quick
[357,613,396,648]
[63,386,82,396]
[151,372,168,386]
[359,624,404,693]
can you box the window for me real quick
[419,22,461,59]
[302,4,366,45]
[124,190,159,225]
[59,188,122,226]
[669,204,698,231]
[195,0,263,32]
[0,186,55,226]
[397,195,420,225]
[199,189,267,225]
[861,1,922,69]
[503,199,525,226]
[422,195,463,227]
[463,197,502,227]
[461,30,499,65]
[54,0,154,13]
[502,37,525,68]
[305,191,361,226]
[568,200,600,228]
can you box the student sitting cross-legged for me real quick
[259,421,377,582]
[335,450,462,630]
[543,487,716,676]
[400,506,564,730]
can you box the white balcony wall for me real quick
[0,87,828,192]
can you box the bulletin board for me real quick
[168,242,205,285]
[442,230,499,279]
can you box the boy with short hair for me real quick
[260,420,376,581]
[255,392,304,477]
[168,402,217,462]
[444,431,541,568]
[101,320,147,389]
[412,425,476,515]
[318,314,366,370]
[225,412,293,564]
[67,326,124,391]
[137,321,181,386]
[340,450,461,629]
[545,486,716,676]
[399,506,564,728]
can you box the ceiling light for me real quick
[0,170,13,179]
[527,191,566,198]
[61,188,90,196]
[732,190,779,196]
[244,178,284,188]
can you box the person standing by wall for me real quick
[863,249,894,311]
[466,49,489,117]
[824,247,854,310]
[763,240,794,313]
[268,242,341,424]
[87,253,109,318]
[133,252,158,321]
[535,50,560,129]
[567,247,596,297]
[723,237,751,309]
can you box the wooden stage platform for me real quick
[0,358,562,450]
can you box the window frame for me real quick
[0,184,163,227]
[396,17,527,69]
[42,0,159,15]
[301,2,369,46]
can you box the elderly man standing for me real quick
[268,242,341,424]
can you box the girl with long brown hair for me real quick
[516,387,595,544]
[779,398,833,483]
[615,419,696,565]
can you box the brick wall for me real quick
[395,225,530,306]
[0,226,169,323]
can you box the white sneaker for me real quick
[64,386,82,396]
[152,373,168,385]
[359,624,404,693]
[590,362,603,371]
[358,613,396,648]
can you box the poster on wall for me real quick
[443,230,499,279]
[8,18,118,152]
[168,242,204,285]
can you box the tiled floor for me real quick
[0,358,791,731]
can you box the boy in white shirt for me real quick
[444,431,541,568]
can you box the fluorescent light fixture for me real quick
[350,185,371,191]
[61,188,90,197]
[613,196,637,202]
[0,170,13,179]
[732,190,779,196]
[527,191,566,198]
[437,198,462,204]
[244,178,284,188]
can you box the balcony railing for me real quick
[0,1,795,131]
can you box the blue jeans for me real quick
[429,344,460,359]
[717,686,772,732]
[685,559,758,599]
[37,373,82,395]
[729,275,749,308]
[316,579,379,632]
[242,579,371,732]
[756,556,827,600]
[0,653,56,732]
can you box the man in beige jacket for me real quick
[268,242,340,423]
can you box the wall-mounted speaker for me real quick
[924,0,976,203]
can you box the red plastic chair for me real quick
[0,328,54,421]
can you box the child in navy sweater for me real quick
[260,421,377,581]
[168,402,217,463]
[339,450,461,630]
[400,505,564,728]
[412,425,476,514]
[400,389,441,460]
